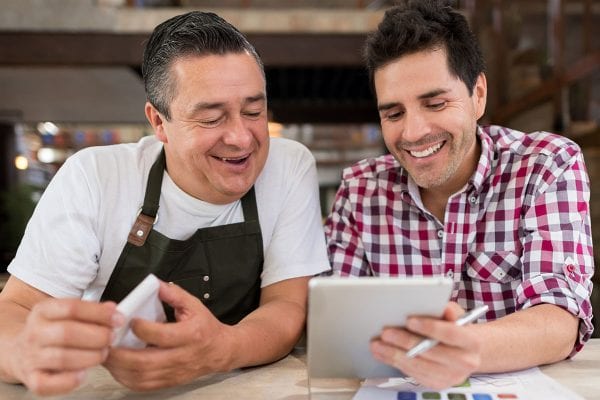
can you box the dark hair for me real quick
[364,0,485,95]
[142,11,264,120]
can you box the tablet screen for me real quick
[307,276,453,378]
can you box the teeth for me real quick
[220,156,246,161]
[409,142,443,158]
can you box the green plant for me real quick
[0,184,37,253]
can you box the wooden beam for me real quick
[251,34,367,66]
[0,32,368,67]
[0,32,148,66]
[269,101,378,124]
[492,51,600,124]
[491,0,508,110]
[548,0,566,129]
[578,0,593,120]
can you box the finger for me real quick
[26,369,87,397]
[414,341,481,372]
[130,318,181,348]
[405,317,467,348]
[106,349,196,392]
[158,281,207,320]
[442,302,465,321]
[34,320,113,349]
[371,339,405,366]
[110,369,180,392]
[379,327,424,351]
[33,299,119,327]
[104,347,181,385]
[370,341,467,390]
[105,346,166,371]
[36,347,109,371]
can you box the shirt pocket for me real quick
[465,250,522,284]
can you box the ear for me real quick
[472,73,487,120]
[145,102,168,144]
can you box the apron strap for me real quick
[127,148,165,247]
[241,186,259,222]
[141,148,165,218]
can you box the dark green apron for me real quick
[100,149,263,325]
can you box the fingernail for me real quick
[112,311,125,328]
[77,370,87,384]
[370,341,382,356]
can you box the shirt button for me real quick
[566,264,575,273]
[469,196,478,204]
[446,270,454,278]
[203,275,210,282]
[437,230,444,238]
[203,293,210,299]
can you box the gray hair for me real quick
[142,11,264,120]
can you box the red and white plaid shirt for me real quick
[325,125,594,354]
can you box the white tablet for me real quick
[307,276,453,378]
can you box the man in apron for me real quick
[0,11,330,396]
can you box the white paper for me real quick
[112,274,167,348]
[353,367,584,400]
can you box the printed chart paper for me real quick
[352,367,584,400]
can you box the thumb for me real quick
[158,281,209,321]
[443,301,465,322]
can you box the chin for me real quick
[222,185,253,200]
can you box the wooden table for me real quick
[1,340,598,399]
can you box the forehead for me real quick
[374,48,463,100]
[169,52,266,105]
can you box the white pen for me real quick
[405,304,489,358]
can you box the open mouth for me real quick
[213,155,250,165]
[407,141,445,159]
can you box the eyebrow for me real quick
[189,93,266,114]
[417,88,450,100]
[377,88,450,112]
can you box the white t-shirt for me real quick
[8,136,330,301]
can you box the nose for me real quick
[222,116,253,148]
[402,110,432,143]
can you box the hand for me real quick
[104,281,234,391]
[370,302,483,389]
[11,298,120,396]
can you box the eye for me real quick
[427,101,446,110]
[243,110,263,119]
[198,118,222,128]
[385,111,404,121]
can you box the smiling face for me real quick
[145,52,269,204]
[374,47,487,196]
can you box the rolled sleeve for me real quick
[519,152,594,355]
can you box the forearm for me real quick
[472,304,578,373]
[224,297,306,371]
[0,300,29,383]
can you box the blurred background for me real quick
[0,0,598,334]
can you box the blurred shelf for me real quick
[0,273,8,292]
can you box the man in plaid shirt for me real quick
[324,0,594,389]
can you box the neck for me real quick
[420,187,452,223]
